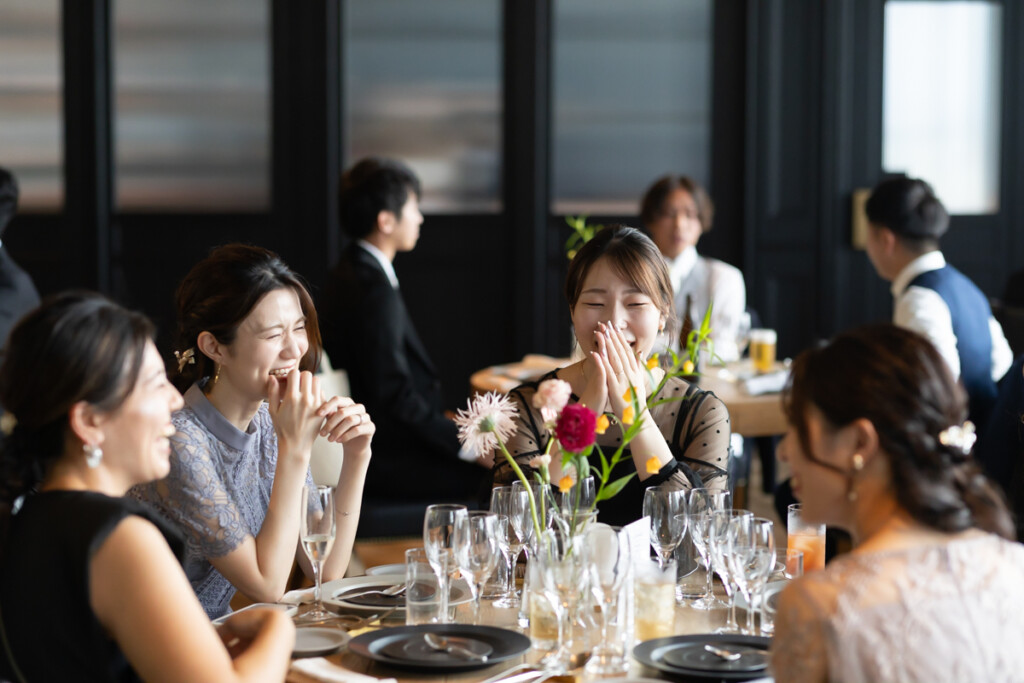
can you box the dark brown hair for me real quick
[565,225,675,336]
[173,244,321,392]
[0,292,154,556]
[783,323,1014,539]
[639,174,715,233]
[865,176,948,252]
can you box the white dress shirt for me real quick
[357,239,399,289]
[664,247,747,361]
[891,251,1012,382]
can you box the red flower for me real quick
[555,403,597,453]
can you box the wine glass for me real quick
[299,484,336,621]
[642,487,687,569]
[454,511,499,624]
[687,488,732,609]
[735,311,752,360]
[558,475,596,534]
[727,516,774,634]
[709,509,752,633]
[490,486,525,607]
[584,524,631,676]
[423,504,467,624]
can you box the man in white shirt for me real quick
[865,176,1012,425]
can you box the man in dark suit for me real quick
[0,168,40,349]
[319,158,485,501]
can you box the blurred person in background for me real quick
[0,167,40,350]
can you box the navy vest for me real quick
[909,264,997,424]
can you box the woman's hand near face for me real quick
[266,370,322,464]
[596,321,649,418]
[315,394,375,462]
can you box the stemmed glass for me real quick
[490,486,526,608]
[423,504,467,624]
[558,475,596,535]
[735,311,752,360]
[529,531,588,673]
[642,487,688,570]
[709,509,753,633]
[299,484,336,621]
[584,524,631,676]
[727,516,775,634]
[453,511,499,624]
[687,488,732,609]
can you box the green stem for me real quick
[498,440,543,542]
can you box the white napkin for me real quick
[289,658,397,683]
[281,587,317,605]
[742,369,788,396]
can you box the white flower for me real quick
[454,392,519,456]
[528,454,551,470]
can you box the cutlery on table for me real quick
[342,583,407,600]
[704,644,742,661]
[423,633,489,661]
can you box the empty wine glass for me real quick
[585,524,631,676]
[299,484,336,621]
[558,475,596,533]
[736,311,752,359]
[490,486,525,607]
[687,488,732,609]
[642,487,687,569]
[709,509,752,633]
[727,516,774,634]
[454,511,499,624]
[423,504,467,624]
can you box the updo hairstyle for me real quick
[864,177,949,251]
[0,292,154,540]
[783,323,1013,539]
[639,174,715,233]
[565,225,676,338]
[173,244,321,392]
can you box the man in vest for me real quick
[865,176,1012,426]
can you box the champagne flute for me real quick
[454,511,499,624]
[642,487,687,570]
[423,504,467,624]
[299,484,336,621]
[490,486,525,607]
[687,488,732,609]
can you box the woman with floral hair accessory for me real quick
[131,244,373,618]
[772,323,1024,683]
[0,292,294,682]
[497,225,730,526]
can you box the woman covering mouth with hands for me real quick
[132,244,373,619]
[496,226,730,526]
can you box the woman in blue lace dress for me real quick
[132,245,374,618]
[0,292,294,682]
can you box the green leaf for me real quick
[596,473,636,502]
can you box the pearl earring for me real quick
[847,453,864,502]
[84,443,103,468]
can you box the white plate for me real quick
[293,627,350,658]
[322,574,472,614]
[365,563,407,577]
[213,602,297,625]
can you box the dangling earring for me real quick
[212,363,221,386]
[847,453,864,502]
[84,443,103,468]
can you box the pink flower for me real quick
[528,454,552,470]
[555,403,597,453]
[533,378,572,424]
[454,392,519,456]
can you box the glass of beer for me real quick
[787,503,825,571]
[749,328,777,373]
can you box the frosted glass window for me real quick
[113,0,270,210]
[343,0,502,213]
[0,0,63,210]
[552,0,712,215]
[883,1,1002,214]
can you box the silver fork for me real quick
[342,584,407,600]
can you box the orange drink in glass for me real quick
[786,504,826,572]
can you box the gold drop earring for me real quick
[213,363,221,386]
[847,453,864,502]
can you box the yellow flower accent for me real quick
[621,387,633,401]
[682,359,695,375]
[645,456,661,474]
[622,405,635,426]
[558,475,574,493]
[646,354,659,370]
[595,414,610,435]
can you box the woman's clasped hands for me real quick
[582,320,655,423]
[266,369,374,460]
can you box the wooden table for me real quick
[288,586,745,683]
[470,357,788,438]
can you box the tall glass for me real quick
[643,487,687,570]
[687,488,732,609]
[584,524,631,676]
[761,548,803,635]
[558,475,596,534]
[787,503,826,571]
[423,504,467,624]
[490,486,525,607]
[454,511,499,624]
[299,484,336,621]
[708,509,752,633]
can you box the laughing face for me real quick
[217,287,310,401]
[572,255,666,359]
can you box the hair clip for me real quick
[174,347,196,373]
[938,420,976,454]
